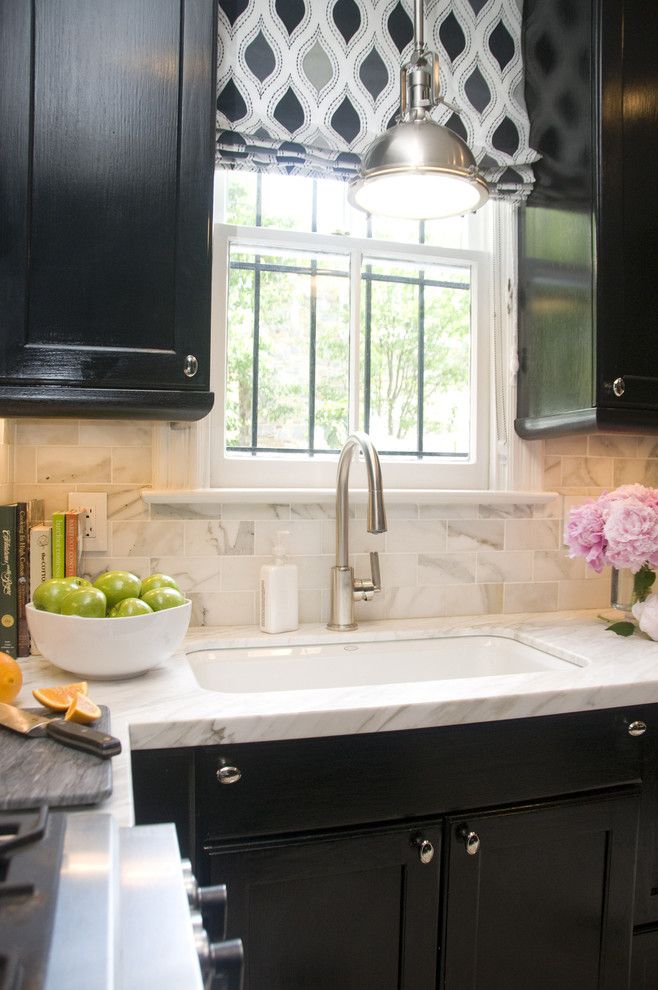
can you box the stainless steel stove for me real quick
[0,807,243,989]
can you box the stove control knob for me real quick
[208,938,244,990]
[198,884,228,941]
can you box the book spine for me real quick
[28,498,45,529]
[64,510,81,577]
[29,525,52,597]
[52,512,66,579]
[16,502,28,657]
[0,504,18,658]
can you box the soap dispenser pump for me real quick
[259,530,299,634]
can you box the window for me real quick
[210,171,492,489]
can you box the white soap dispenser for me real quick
[259,530,299,634]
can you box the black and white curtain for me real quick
[216,0,539,197]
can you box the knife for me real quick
[0,703,122,759]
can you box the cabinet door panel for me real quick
[205,824,441,990]
[442,790,640,990]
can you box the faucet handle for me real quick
[353,552,383,603]
[370,552,382,592]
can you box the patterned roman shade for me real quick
[216,0,539,197]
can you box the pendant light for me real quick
[348,0,489,220]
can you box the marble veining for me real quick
[16,610,658,828]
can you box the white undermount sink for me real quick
[186,635,583,694]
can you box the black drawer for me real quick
[194,706,648,841]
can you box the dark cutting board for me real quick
[0,705,113,810]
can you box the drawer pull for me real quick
[628,720,647,737]
[217,765,242,785]
[413,837,435,864]
[458,826,480,855]
[183,354,199,378]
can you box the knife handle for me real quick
[45,719,122,759]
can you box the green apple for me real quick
[93,570,142,609]
[33,578,89,613]
[140,573,180,596]
[111,597,153,617]
[141,587,186,611]
[60,587,107,618]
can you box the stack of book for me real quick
[0,501,86,658]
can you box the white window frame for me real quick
[151,198,547,499]
[208,205,492,490]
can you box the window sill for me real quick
[142,488,558,507]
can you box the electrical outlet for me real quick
[67,492,108,552]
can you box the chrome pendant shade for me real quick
[348,0,489,220]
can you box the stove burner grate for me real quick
[0,806,65,990]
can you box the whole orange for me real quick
[0,651,22,704]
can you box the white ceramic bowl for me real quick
[25,600,192,679]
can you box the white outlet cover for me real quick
[67,492,108,552]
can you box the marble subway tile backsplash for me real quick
[12,418,656,624]
[100,499,605,624]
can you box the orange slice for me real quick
[64,692,101,725]
[32,681,88,712]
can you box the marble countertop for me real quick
[15,609,658,826]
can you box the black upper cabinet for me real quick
[0,0,216,420]
[516,0,658,438]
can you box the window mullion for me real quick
[251,261,261,453]
[418,266,425,458]
[309,259,317,454]
[349,248,362,435]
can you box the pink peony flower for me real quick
[565,484,658,575]
[564,502,606,572]
[602,497,658,572]
[598,484,658,516]
[632,594,658,640]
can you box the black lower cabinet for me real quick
[131,707,654,988]
[442,790,640,990]
[204,823,441,990]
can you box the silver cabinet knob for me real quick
[458,827,480,855]
[183,354,199,378]
[628,720,647,737]
[612,377,625,397]
[216,765,242,785]
[413,837,435,864]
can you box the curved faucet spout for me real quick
[335,432,387,568]
[329,433,387,630]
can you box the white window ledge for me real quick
[142,488,558,507]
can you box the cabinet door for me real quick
[442,790,640,990]
[597,0,658,417]
[0,0,215,419]
[635,730,658,924]
[631,929,658,988]
[205,824,441,990]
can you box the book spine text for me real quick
[52,511,66,579]
[0,505,18,658]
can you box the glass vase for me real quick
[610,564,656,612]
[610,568,635,612]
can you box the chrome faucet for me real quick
[328,432,387,631]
